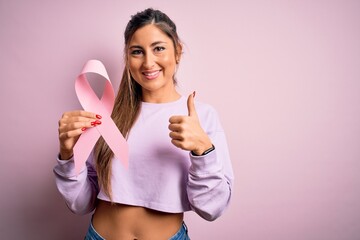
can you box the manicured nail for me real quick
[96,114,102,119]
[95,120,102,125]
[193,91,196,98]
[81,127,87,131]
[91,121,96,126]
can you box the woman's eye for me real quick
[131,50,143,55]
[154,46,165,52]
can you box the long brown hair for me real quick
[94,8,182,199]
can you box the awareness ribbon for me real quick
[73,59,128,174]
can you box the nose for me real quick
[143,52,155,69]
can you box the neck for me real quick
[141,88,181,103]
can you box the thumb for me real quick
[187,91,197,117]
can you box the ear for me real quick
[175,43,183,64]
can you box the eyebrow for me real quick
[129,41,168,49]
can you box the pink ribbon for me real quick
[73,59,128,174]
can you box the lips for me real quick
[142,70,161,80]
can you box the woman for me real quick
[55,8,234,240]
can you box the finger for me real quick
[62,110,100,120]
[187,91,197,117]
[169,115,184,124]
[168,123,183,132]
[59,116,95,127]
[59,121,94,134]
[59,111,99,129]
[169,131,183,140]
[59,128,83,140]
[171,139,191,151]
[171,139,183,149]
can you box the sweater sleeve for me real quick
[187,107,234,221]
[53,153,99,215]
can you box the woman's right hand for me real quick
[58,111,102,160]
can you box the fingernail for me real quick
[81,127,87,131]
[96,114,102,119]
[91,121,96,126]
[95,120,102,125]
[193,91,196,98]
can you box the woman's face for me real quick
[127,24,180,98]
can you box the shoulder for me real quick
[193,100,223,132]
[194,100,217,117]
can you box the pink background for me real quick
[1,0,359,239]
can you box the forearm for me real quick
[187,149,233,221]
[53,155,99,215]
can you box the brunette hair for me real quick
[94,8,182,199]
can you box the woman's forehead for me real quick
[129,24,172,46]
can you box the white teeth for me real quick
[144,71,159,76]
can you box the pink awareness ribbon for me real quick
[73,59,128,174]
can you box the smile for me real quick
[142,70,161,80]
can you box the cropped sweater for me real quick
[54,96,234,221]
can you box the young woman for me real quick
[55,8,234,240]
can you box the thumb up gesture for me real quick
[169,92,213,155]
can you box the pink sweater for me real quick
[54,96,234,221]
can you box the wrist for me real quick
[59,148,73,160]
[192,144,215,156]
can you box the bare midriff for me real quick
[92,200,184,240]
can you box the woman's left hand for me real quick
[169,92,213,155]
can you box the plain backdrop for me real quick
[1,0,359,239]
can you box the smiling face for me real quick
[127,24,181,102]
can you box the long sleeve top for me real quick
[54,96,234,221]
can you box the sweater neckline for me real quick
[141,96,185,107]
